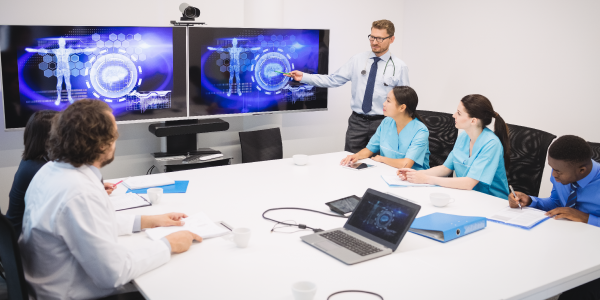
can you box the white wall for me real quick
[402,0,600,197]
[0,0,405,211]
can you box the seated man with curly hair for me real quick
[20,99,202,300]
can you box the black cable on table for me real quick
[327,290,384,299]
[262,207,348,233]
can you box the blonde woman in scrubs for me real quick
[399,94,510,199]
[341,86,430,170]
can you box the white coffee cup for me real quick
[293,154,309,166]
[291,281,317,300]
[147,188,163,204]
[232,227,251,248]
[430,193,455,207]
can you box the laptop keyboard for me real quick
[321,230,383,256]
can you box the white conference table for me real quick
[117,152,600,300]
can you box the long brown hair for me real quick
[391,86,427,127]
[22,110,58,161]
[461,94,511,170]
[48,99,118,167]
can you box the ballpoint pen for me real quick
[112,180,123,188]
[509,185,521,210]
[274,70,292,76]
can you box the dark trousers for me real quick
[344,112,384,153]
[559,277,600,300]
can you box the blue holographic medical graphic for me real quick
[89,53,138,99]
[194,28,323,115]
[18,27,175,118]
[26,37,93,105]
[254,51,291,92]
[207,38,260,97]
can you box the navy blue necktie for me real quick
[565,182,580,208]
[362,57,381,114]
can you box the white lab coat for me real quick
[19,162,170,300]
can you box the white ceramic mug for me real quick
[233,227,251,248]
[293,154,309,166]
[430,193,455,207]
[291,281,317,300]
[147,188,163,204]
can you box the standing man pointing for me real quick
[287,20,410,153]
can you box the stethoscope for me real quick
[361,56,396,86]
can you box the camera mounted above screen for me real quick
[171,3,205,26]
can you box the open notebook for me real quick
[110,193,151,211]
[144,213,230,241]
[488,207,550,230]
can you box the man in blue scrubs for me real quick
[287,20,410,153]
[509,135,600,299]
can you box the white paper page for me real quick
[381,175,435,187]
[110,193,150,211]
[108,184,128,197]
[123,174,175,190]
[145,212,230,241]
[488,207,548,227]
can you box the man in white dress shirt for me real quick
[288,19,410,153]
[19,99,202,300]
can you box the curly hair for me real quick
[372,19,395,37]
[548,135,592,165]
[47,99,118,167]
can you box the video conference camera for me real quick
[179,3,200,21]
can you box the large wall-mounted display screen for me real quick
[1,26,187,129]
[188,27,329,117]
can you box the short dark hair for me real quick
[22,110,59,161]
[48,99,118,167]
[548,135,592,165]
[372,20,395,37]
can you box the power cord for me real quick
[327,290,384,299]
[262,207,348,233]
[147,165,156,175]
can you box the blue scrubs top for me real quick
[366,117,430,170]
[443,128,509,199]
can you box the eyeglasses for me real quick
[368,34,392,43]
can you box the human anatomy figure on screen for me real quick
[208,38,260,97]
[26,38,91,106]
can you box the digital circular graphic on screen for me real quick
[254,52,291,91]
[90,53,138,98]
[376,209,395,230]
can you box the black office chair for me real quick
[589,142,600,164]
[416,110,458,168]
[507,124,556,197]
[0,214,28,300]
[239,128,283,163]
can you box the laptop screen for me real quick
[346,190,418,246]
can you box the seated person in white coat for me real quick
[341,86,430,170]
[398,94,510,199]
[19,99,202,300]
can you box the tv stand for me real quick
[149,119,230,157]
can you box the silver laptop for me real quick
[301,188,421,265]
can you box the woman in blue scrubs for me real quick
[399,94,510,199]
[341,86,430,170]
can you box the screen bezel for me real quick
[0,25,188,131]
[344,188,421,251]
[187,26,329,119]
